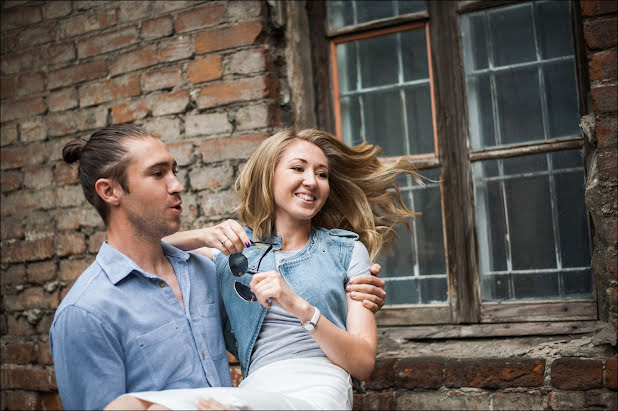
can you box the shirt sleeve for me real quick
[346,241,371,281]
[50,305,126,410]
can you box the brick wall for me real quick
[1,1,616,410]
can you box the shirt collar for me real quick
[96,241,190,285]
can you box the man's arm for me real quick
[50,306,126,410]
[347,263,386,312]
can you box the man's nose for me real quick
[169,174,185,194]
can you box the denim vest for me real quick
[215,226,358,377]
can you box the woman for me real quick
[106,129,420,410]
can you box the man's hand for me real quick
[347,263,386,313]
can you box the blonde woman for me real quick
[106,129,420,410]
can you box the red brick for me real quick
[7,315,37,336]
[77,27,139,58]
[0,218,24,241]
[0,143,46,170]
[48,60,107,89]
[1,50,37,75]
[110,45,158,76]
[17,23,55,48]
[56,232,86,257]
[592,84,618,114]
[15,72,45,97]
[597,115,617,148]
[1,76,16,99]
[160,36,193,62]
[364,358,396,389]
[589,49,617,82]
[196,76,273,109]
[0,96,46,122]
[1,170,23,192]
[168,141,195,167]
[59,258,92,282]
[6,391,42,411]
[200,190,238,217]
[36,344,53,366]
[3,287,59,311]
[48,87,78,112]
[584,16,618,49]
[4,342,35,364]
[149,90,190,116]
[59,8,117,38]
[188,55,222,84]
[551,358,603,390]
[45,42,76,66]
[79,73,140,107]
[43,1,72,19]
[54,163,79,185]
[24,165,53,189]
[445,358,545,389]
[2,6,42,30]
[200,133,268,162]
[581,0,618,16]
[175,4,225,33]
[1,366,53,391]
[41,392,62,411]
[112,99,149,124]
[88,231,107,253]
[189,164,234,190]
[195,21,263,54]
[353,392,395,411]
[142,66,184,92]
[27,261,57,284]
[395,357,444,389]
[56,207,103,231]
[47,107,107,137]
[118,1,152,21]
[606,356,617,390]
[141,16,173,40]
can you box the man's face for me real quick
[119,137,185,240]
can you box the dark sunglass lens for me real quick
[228,253,248,277]
[234,282,256,302]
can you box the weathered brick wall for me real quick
[1,1,616,410]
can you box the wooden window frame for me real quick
[309,0,597,334]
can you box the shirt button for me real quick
[159,281,165,288]
[201,353,206,360]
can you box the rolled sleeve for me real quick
[50,305,125,410]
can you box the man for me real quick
[50,125,386,410]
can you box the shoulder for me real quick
[316,227,359,243]
[55,260,107,315]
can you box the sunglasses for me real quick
[227,242,274,302]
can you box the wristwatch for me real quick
[302,307,320,333]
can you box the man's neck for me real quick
[106,223,169,276]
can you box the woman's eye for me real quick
[292,166,303,172]
[318,173,328,179]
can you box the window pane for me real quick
[336,28,434,156]
[327,1,426,30]
[379,169,448,305]
[473,150,592,301]
[462,1,579,149]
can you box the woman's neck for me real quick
[275,218,312,251]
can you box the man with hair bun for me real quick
[50,124,386,410]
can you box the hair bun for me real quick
[62,138,87,164]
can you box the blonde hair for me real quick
[235,129,420,260]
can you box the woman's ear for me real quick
[95,178,122,206]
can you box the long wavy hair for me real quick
[236,129,420,261]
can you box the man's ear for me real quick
[94,178,122,206]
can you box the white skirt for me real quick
[126,357,353,410]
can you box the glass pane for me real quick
[405,85,434,154]
[327,1,426,30]
[462,1,578,149]
[536,0,574,59]
[359,35,399,88]
[495,67,544,145]
[489,4,536,67]
[401,29,429,81]
[340,96,362,146]
[336,42,357,93]
[544,60,580,138]
[474,150,592,301]
[363,90,404,156]
[379,168,447,305]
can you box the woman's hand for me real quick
[249,271,312,320]
[199,219,251,255]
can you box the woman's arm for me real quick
[250,272,377,380]
[162,219,250,257]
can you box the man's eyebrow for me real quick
[145,160,177,170]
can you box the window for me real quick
[319,0,594,328]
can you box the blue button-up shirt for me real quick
[50,242,232,410]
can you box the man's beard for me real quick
[127,209,179,242]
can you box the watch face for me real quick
[303,322,315,332]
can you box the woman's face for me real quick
[272,140,330,225]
